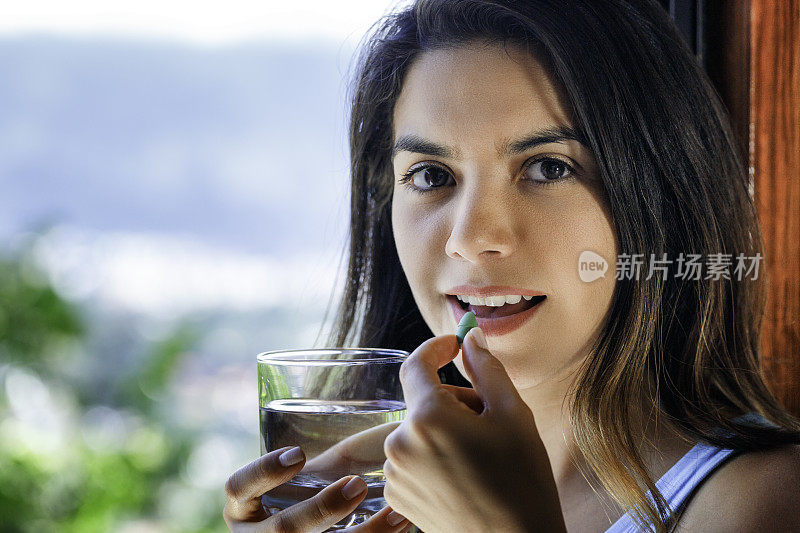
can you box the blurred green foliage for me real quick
[0,239,228,532]
[0,249,83,372]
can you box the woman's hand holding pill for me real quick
[223,445,412,533]
[382,328,567,533]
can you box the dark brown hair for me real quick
[315,0,800,530]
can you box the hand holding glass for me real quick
[257,348,408,530]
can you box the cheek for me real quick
[391,194,446,272]
[391,194,422,276]
[544,205,618,350]
[503,198,617,377]
[559,264,616,333]
[391,192,445,317]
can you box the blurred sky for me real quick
[0,0,409,46]
[0,1,408,316]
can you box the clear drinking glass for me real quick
[257,348,408,530]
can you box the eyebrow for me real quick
[391,125,589,159]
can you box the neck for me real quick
[515,359,585,488]
[516,363,693,492]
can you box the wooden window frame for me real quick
[662,0,800,415]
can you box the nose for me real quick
[444,185,519,262]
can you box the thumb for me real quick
[461,327,522,413]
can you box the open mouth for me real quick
[450,294,547,319]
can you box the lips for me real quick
[447,294,546,337]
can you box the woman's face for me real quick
[391,42,619,389]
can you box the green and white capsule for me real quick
[456,311,477,348]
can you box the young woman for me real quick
[224,1,800,531]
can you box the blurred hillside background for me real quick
[0,1,406,531]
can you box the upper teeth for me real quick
[455,294,536,306]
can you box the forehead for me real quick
[393,42,574,149]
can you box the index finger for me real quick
[399,335,459,411]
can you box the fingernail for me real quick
[470,327,488,350]
[387,510,406,526]
[341,476,367,500]
[278,446,304,467]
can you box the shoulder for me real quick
[674,443,800,532]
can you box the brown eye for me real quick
[398,164,453,193]
[524,157,575,185]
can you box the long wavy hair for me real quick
[315,0,800,530]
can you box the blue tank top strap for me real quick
[603,412,775,532]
